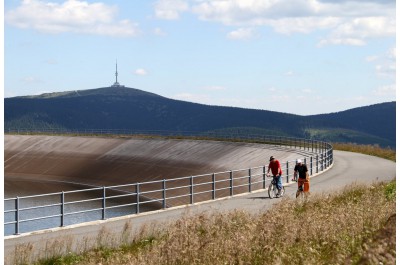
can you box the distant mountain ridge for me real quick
[5,86,396,147]
[21,86,162,99]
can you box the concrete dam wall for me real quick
[5,135,305,205]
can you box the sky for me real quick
[4,0,396,115]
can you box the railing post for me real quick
[162,179,167,209]
[230,171,233,196]
[248,168,252,192]
[15,197,19,235]
[212,173,216,200]
[190,176,194,204]
[286,161,289,183]
[310,156,313,176]
[61,192,65,227]
[102,186,106,220]
[262,166,266,189]
[316,155,319,173]
[321,153,324,171]
[136,183,140,214]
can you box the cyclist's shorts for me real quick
[298,178,310,192]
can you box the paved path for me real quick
[4,151,396,265]
[195,150,395,214]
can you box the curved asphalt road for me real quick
[202,150,395,214]
[4,150,396,264]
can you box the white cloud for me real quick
[5,0,140,37]
[44,59,58,65]
[227,27,255,40]
[318,17,395,46]
[365,55,379,62]
[267,87,278,92]
[284,71,294,76]
[134,69,148,76]
[190,0,395,46]
[154,0,189,20]
[318,37,366,46]
[21,76,42,84]
[366,47,396,78]
[202,85,226,91]
[372,84,396,97]
[192,0,325,25]
[154,27,167,36]
[302,88,313,94]
[372,84,395,96]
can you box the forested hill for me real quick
[4,86,396,147]
[306,102,395,146]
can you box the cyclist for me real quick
[267,156,283,197]
[294,159,309,195]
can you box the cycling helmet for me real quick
[296,159,302,164]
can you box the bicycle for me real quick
[268,176,285,199]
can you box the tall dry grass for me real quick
[35,180,395,265]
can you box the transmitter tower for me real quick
[111,60,123,87]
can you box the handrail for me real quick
[4,130,333,235]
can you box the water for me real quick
[4,180,159,236]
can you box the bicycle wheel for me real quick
[296,190,307,199]
[268,183,276,199]
[280,186,285,197]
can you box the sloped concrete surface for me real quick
[5,135,311,198]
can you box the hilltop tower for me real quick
[111,60,123,87]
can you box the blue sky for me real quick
[4,0,396,115]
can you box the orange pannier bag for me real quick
[303,179,310,192]
[304,173,310,192]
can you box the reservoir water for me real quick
[4,179,159,236]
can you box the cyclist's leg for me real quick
[276,175,283,195]
[296,178,305,198]
[274,175,282,189]
[297,179,303,190]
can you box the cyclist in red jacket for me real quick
[267,156,283,197]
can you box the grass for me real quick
[30,180,395,265]
[333,142,395,162]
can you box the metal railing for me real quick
[5,128,329,148]
[4,130,333,235]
